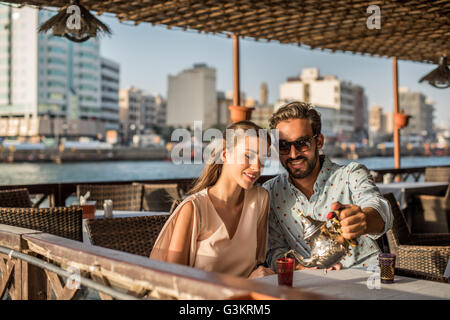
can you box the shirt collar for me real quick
[315,155,334,189]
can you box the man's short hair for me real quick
[269,101,321,135]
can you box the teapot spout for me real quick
[285,249,318,268]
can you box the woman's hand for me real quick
[248,265,276,279]
[295,263,318,270]
[295,262,342,271]
[326,262,343,271]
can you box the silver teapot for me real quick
[285,210,356,269]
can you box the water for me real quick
[1,156,449,186]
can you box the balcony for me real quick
[101,90,118,101]
[101,68,119,81]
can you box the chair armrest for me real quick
[398,244,450,252]
[410,233,450,246]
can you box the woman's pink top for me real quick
[150,186,269,277]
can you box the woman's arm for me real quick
[249,189,275,279]
[166,201,195,265]
[255,189,270,264]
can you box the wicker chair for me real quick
[85,215,170,256]
[424,167,450,183]
[0,188,33,208]
[383,193,450,282]
[139,183,182,212]
[0,207,83,241]
[76,184,143,211]
[411,187,450,233]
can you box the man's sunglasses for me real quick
[278,135,318,155]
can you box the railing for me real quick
[0,224,326,300]
[0,165,448,208]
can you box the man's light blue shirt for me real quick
[263,156,393,270]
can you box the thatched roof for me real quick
[5,0,450,63]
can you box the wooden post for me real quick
[233,34,240,106]
[22,261,47,300]
[393,57,401,169]
[228,34,254,122]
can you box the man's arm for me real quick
[343,162,393,239]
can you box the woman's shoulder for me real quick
[182,189,209,203]
[247,186,270,214]
[173,189,209,217]
[250,185,270,200]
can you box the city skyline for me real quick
[100,15,449,129]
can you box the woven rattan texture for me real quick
[0,188,33,208]
[3,0,448,63]
[0,207,82,241]
[77,184,143,211]
[424,167,450,183]
[141,184,181,212]
[86,215,169,256]
[384,193,449,282]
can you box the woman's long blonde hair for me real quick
[188,120,271,195]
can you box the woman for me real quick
[150,121,275,279]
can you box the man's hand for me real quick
[331,202,385,239]
[331,202,367,240]
[248,265,276,279]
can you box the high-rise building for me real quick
[119,87,165,144]
[154,93,167,128]
[251,105,274,129]
[167,63,218,129]
[369,105,384,133]
[0,6,118,140]
[278,68,365,140]
[369,105,393,135]
[217,91,232,126]
[399,87,434,138]
[100,57,120,132]
[353,85,368,140]
[260,82,268,106]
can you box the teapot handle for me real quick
[328,210,358,247]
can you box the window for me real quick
[48,80,66,89]
[48,47,66,54]
[79,84,97,92]
[48,57,66,65]
[48,69,66,77]
[48,93,65,100]
[79,52,97,59]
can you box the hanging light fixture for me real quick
[38,0,111,43]
[419,56,450,89]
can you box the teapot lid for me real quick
[298,211,324,240]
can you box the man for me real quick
[263,101,393,271]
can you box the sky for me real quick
[99,15,450,129]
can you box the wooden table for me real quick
[82,210,170,244]
[255,268,450,300]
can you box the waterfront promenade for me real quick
[0,143,447,163]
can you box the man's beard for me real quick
[282,147,319,179]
